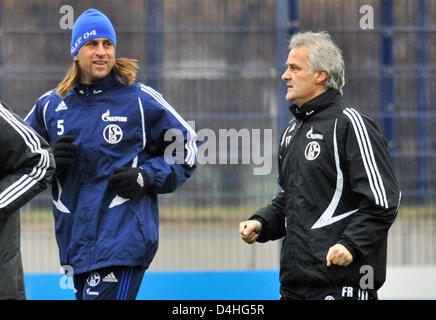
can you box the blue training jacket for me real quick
[25,73,197,274]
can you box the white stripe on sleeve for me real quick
[0,103,50,208]
[139,84,197,167]
[343,108,388,208]
[24,89,53,122]
[137,97,147,149]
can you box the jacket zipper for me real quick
[284,119,304,272]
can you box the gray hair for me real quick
[289,31,345,94]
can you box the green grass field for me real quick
[21,203,436,226]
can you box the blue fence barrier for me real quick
[24,270,280,300]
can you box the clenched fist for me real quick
[239,220,262,244]
[326,244,353,267]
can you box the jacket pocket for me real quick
[128,206,158,257]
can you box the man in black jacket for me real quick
[0,102,55,299]
[239,31,400,300]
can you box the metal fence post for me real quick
[276,0,293,136]
[276,0,298,136]
[146,0,164,91]
[417,0,428,203]
[380,0,394,154]
[0,4,2,100]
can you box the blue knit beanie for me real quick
[70,8,117,57]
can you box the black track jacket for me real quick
[250,89,400,291]
[0,102,55,299]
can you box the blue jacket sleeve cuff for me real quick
[140,165,156,187]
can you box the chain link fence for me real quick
[0,0,434,274]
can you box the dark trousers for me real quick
[0,211,25,300]
[280,285,378,300]
[73,265,145,300]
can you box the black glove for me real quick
[108,167,151,199]
[52,135,78,170]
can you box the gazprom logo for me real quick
[101,109,127,122]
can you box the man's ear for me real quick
[315,70,328,84]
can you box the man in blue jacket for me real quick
[25,8,197,300]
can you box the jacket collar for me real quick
[289,88,341,121]
[74,72,120,96]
